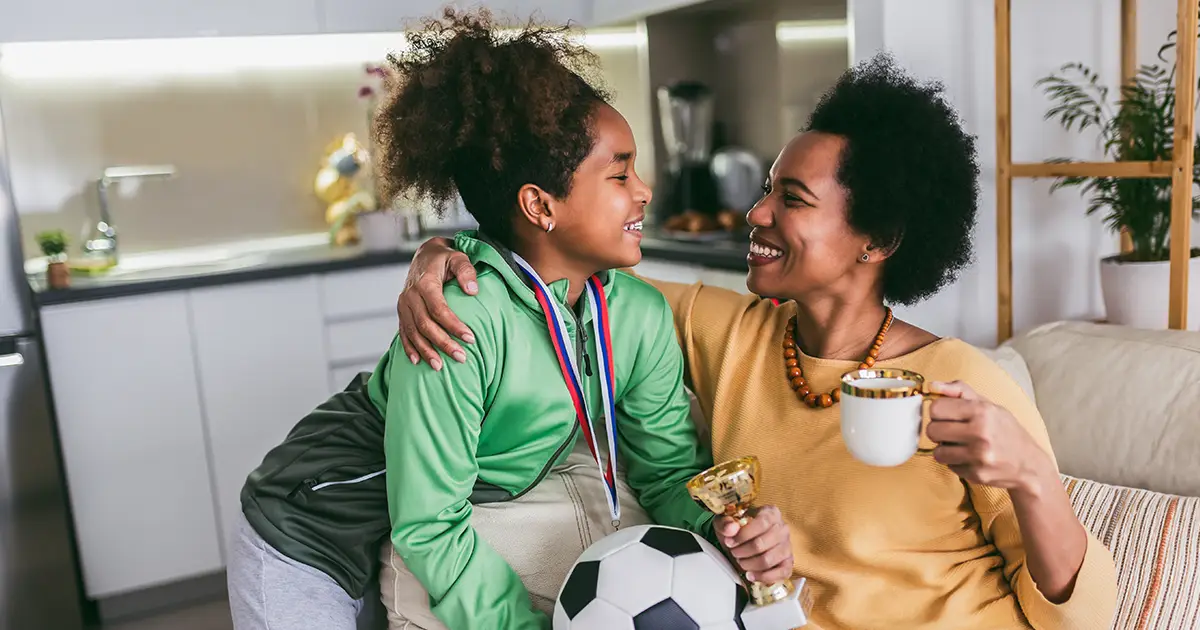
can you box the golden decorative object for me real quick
[316,133,377,247]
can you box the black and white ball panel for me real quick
[554,525,748,630]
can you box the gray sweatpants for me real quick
[227,512,384,630]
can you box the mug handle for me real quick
[916,390,943,455]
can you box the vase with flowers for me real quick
[1036,25,1200,329]
[354,63,419,250]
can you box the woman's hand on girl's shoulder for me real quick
[925,380,1056,494]
[396,237,480,370]
[713,505,793,584]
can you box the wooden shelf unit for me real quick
[994,0,1198,342]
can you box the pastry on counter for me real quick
[662,209,744,235]
[663,210,718,233]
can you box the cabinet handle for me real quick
[0,352,24,368]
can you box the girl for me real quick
[397,53,1119,630]
[228,8,792,630]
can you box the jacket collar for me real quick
[453,230,615,321]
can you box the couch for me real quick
[982,321,1200,630]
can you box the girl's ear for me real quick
[517,184,555,232]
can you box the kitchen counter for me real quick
[29,231,751,306]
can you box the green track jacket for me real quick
[241,231,715,629]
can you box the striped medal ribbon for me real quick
[512,254,620,526]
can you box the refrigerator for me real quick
[0,100,87,627]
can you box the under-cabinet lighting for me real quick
[775,20,849,43]
[0,28,644,80]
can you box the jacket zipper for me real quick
[309,469,386,491]
[507,422,579,502]
[510,309,593,502]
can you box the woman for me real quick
[395,54,1118,629]
[228,9,792,630]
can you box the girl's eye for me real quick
[614,175,629,182]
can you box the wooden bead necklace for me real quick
[783,307,894,408]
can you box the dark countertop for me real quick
[30,232,750,307]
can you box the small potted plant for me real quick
[35,229,70,289]
[1036,27,1200,329]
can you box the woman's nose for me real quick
[746,196,772,228]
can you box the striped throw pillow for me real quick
[1063,474,1200,630]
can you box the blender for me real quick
[656,81,723,235]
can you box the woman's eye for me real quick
[760,183,771,195]
[784,193,808,206]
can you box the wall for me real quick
[851,0,1200,346]
[0,27,650,258]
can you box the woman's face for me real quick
[550,103,651,272]
[745,131,876,301]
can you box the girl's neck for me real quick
[791,296,889,361]
[515,245,593,307]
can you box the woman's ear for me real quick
[863,234,902,262]
[517,184,554,233]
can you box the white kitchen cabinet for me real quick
[319,0,588,35]
[701,268,751,294]
[187,276,332,554]
[318,0,448,34]
[0,0,320,43]
[320,263,411,321]
[590,0,700,26]
[319,264,410,393]
[631,259,705,286]
[503,0,590,25]
[40,293,223,599]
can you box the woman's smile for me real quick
[748,234,786,267]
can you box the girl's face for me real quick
[745,131,876,301]
[545,103,651,273]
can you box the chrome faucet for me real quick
[85,164,177,263]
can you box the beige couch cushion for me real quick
[1006,321,1200,498]
[1064,474,1200,629]
[976,344,1038,404]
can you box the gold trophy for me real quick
[688,456,813,629]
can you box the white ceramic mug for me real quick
[839,368,939,467]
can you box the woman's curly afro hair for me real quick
[806,53,980,305]
[373,7,611,247]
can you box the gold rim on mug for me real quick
[840,368,929,399]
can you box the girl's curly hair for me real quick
[374,7,611,246]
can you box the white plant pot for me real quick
[1099,254,1200,330]
[357,212,404,252]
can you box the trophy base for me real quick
[750,578,793,605]
[739,577,814,630]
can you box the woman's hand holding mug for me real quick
[925,380,1055,492]
[839,370,1054,492]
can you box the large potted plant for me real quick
[1036,28,1200,329]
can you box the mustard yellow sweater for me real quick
[652,280,1117,630]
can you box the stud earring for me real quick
[860,253,870,262]
[546,222,554,233]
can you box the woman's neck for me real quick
[791,296,889,361]
[515,246,593,307]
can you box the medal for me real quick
[513,254,620,525]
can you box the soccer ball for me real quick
[553,524,749,630]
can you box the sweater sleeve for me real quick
[380,294,548,630]
[961,349,1118,630]
[614,288,716,540]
